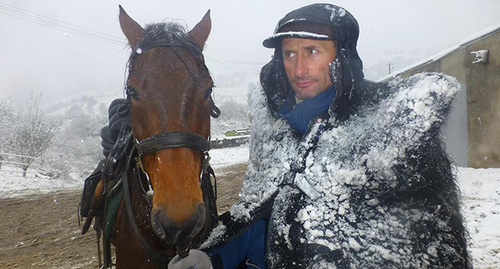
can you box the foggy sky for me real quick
[0,0,499,107]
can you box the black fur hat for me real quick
[260,3,365,119]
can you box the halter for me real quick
[119,35,219,267]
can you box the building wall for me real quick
[394,28,500,168]
[439,49,468,168]
[465,32,500,168]
[442,52,469,168]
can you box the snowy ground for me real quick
[459,168,500,268]
[0,146,498,268]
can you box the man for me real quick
[170,3,470,269]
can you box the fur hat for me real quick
[260,3,366,119]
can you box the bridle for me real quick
[128,32,219,202]
[136,131,210,155]
[119,34,220,268]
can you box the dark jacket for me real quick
[203,72,470,268]
[203,4,470,268]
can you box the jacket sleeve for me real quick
[208,220,267,269]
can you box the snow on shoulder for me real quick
[233,72,460,219]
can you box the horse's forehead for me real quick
[128,48,212,114]
[132,48,208,80]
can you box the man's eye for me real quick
[310,48,318,55]
[284,51,295,58]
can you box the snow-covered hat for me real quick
[263,3,359,49]
[263,21,334,48]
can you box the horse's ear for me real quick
[119,5,144,48]
[189,10,211,50]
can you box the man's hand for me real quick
[168,249,213,269]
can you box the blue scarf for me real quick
[278,86,335,135]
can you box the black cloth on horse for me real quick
[105,98,131,155]
[100,126,113,158]
[80,98,131,219]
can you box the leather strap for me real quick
[136,131,210,155]
[137,39,202,56]
[122,146,172,268]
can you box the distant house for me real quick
[380,25,500,168]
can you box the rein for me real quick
[122,143,172,267]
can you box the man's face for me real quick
[281,37,336,100]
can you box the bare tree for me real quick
[11,93,60,177]
[45,111,106,174]
[0,100,15,169]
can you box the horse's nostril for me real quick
[151,209,168,242]
[151,204,207,246]
[191,204,207,237]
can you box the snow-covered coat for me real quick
[204,4,470,268]
[204,72,470,268]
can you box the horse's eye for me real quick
[127,86,140,100]
[204,86,213,100]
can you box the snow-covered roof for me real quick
[378,24,500,82]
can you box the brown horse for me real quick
[90,6,219,268]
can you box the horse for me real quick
[84,6,220,268]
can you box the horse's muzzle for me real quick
[151,203,207,247]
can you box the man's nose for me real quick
[294,54,308,78]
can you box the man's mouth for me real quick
[295,80,314,88]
